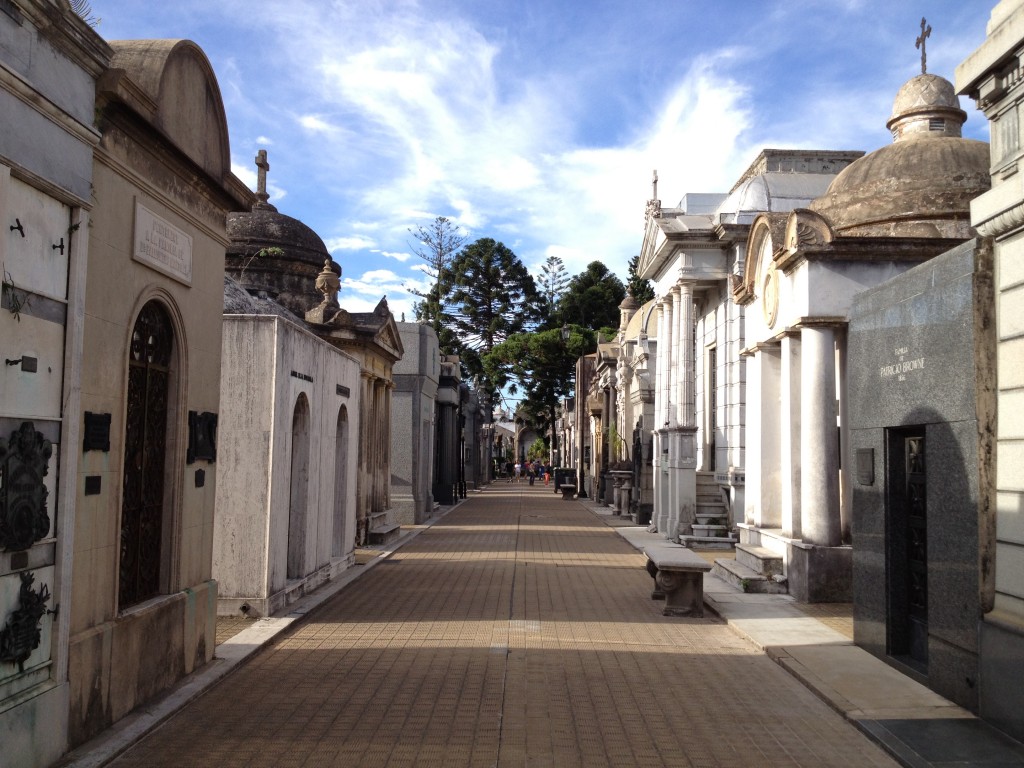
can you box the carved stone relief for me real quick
[0,422,53,552]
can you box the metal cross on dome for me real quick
[916,17,931,75]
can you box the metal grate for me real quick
[119,301,173,608]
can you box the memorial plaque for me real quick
[0,570,50,672]
[84,476,101,496]
[133,201,193,285]
[187,411,217,463]
[83,412,111,452]
[0,422,52,552]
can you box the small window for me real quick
[928,118,945,132]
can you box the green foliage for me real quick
[526,438,547,462]
[626,255,656,305]
[537,255,570,324]
[554,261,626,332]
[407,216,465,342]
[440,238,543,392]
[486,325,596,444]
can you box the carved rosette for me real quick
[0,422,53,552]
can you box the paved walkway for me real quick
[62,485,1024,767]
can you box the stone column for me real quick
[800,325,841,547]
[745,344,781,529]
[670,285,682,427]
[780,333,802,539]
[661,294,675,428]
[676,280,695,427]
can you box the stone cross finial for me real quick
[645,169,662,223]
[915,17,931,75]
[255,149,270,206]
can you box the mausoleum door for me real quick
[119,301,173,609]
[887,428,928,669]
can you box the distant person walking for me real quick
[514,462,522,482]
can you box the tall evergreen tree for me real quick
[441,238,543,390]
[554,260,627,334]
[407,216,465,341]
[537,255,570,324]
[626,254,656,305]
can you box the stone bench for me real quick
[559,484,576,500]
[643,544,712,617]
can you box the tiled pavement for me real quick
[99,485,899,768]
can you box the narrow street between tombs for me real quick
[101,486,900,768]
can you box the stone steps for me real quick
[735,543,783,577]
[711,558,788,594]
[679,533,737,551]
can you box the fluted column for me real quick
[800,325,841,547]
[676,280,695,427]
[661,294,675,428]
[670,285,682,427]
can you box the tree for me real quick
[537,255,570,324]
[487,325,597,463]
[407,216,465,338]
[441,238,543,391]
[554,261,627,335]
[626,254,656,305]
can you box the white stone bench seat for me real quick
[559,483,576,500]
[643,544,712,617]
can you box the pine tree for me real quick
[626,255,656,305]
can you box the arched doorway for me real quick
[332,406,349,558]
[287,394,310,580]
[119,300,175,609]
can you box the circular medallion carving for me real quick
[762,264,779,329]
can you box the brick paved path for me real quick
[111,486,897,768]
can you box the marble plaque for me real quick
[133,201,193,285]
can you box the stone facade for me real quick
[0,4,109,765]
[848,239,995,709]
[214,310,362,617]
[957,0,1024,740]
[392,322,439,524]
[70,38,250,748]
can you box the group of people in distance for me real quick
[502,458,553,486]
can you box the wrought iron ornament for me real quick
[0,571,50,672]
[0,422,53,551]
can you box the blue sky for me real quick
[86,0,991,321]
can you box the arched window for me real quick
[119,300,175,608]
[287,394,311,580]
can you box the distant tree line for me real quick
[408,216,654,452]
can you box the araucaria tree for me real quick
[554,260,627,335]
[408,216,465,340]
[537,255,570,323]
[442,238,543,389]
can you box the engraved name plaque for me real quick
[133,201,193,285]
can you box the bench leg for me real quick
[655,570,704,617]
[646,560,665,600]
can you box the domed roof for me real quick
[808,72,989,238]
[225,151,336,317]
[886,73,967,141]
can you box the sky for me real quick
[84,0,992,322]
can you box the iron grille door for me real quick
[119,302,172,608]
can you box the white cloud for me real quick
[373,249,411,262]
[326,235,376,251]
[255,135,274,145]
[298,114,337,133]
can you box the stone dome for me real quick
[808,73,989,238]
[886,73,967,141]
[225,203,336,317]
